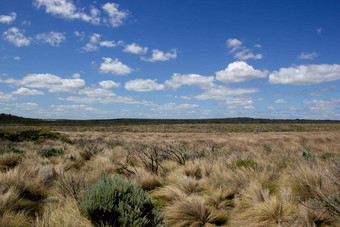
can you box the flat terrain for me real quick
[0,122,339,226]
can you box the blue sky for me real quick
[0,0,339,119]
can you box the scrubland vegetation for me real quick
[0,124,339,226]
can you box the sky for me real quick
[0,0,340,120]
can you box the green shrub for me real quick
[0,147,24,155]
[79,177,164,226]
[302,150,315,160]
[234,159,258,169]
[37,148,63,158]
[0,130,72,143]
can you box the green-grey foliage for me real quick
[37,147,63,158]
[0,147,24,155]
[80,176,164,226]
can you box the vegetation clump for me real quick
[79,176,164,226]
[0,147,24,155]
[0,130,72,143]
[37,147,63,158]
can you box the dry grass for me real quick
[0,126,339,226]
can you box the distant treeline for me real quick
[1,113,339,126]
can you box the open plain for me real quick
[0,122,340,226]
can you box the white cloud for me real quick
[299,52,318,60]
[125,79,164,92]
[141,49,177,62]
[0,91,16,102]
[13,56,20,61]
[216,61,267,83]
[11,102,39,110]
[12,87,44,96]
[304,99,340,111]
[226,38,262,60]
[274,99,288,104]
[269,64,340,85]
[3,27,31,47]
[51,104,102,113]
[226,38,242,52]
[3,73,85,93]
[194,86,260,100]
[153,103,199,111]
[0,12,16,24]
[35,31,66,47]
[99,80,120,89]
[102,2,129,27]
[165,73,214,89]
[244,105,255,109]
[82,33,119,51]
[100,40,117,47]
[99,58,132,75]
[34,0,100,24]
[225,97,254,106]
[123,43,148,54]
[73,31,85,41]
[83,33,101,51]
[234,49,262,60]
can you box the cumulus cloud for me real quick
[102,2,129,27]
[123,43,148,54]
[0,91,16,102]
[35,31,66,46]
[12,87,44,96]
[13,56,20,61]
[226,38,262,60]
[234,49,262,60]
[33,0,100,24]
[125,79,164,92]
[304,99,340,112]
[0,12,16,24]
[3,27,31,47]
[269,64,340,85]
[82,33,118,51]
[3,73,85,93]
[299,52,318,60]
[51,104,102,113]
[99,58,132,75]
[216,61,268,83]
[82,33,101,51]
[153,103,199,111]
[226,38,242,52]
[99,80,120,89]
[274,99,288,104]
[141,49,177,62]
[194,86,260,100]
[100,40,118,47]
[225,97,254,106]
[165,73,215,90]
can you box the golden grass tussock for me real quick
[0,211,30,227]
[165,195,228,226]
[35,198,93,227]
[137,172,163,191]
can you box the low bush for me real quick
[0,130,72,143]
[37,148,63,158]
[0,147,24,155]
[234,159,258,169]
[79,176,164,226]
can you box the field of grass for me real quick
[0,123,339,226]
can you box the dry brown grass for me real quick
[0,126,339,226]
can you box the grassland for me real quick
[0,119,339,226]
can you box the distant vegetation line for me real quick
[1,113,339,126]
